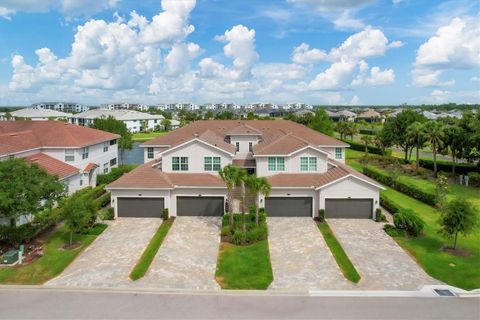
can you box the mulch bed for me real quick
[441,246,471,257]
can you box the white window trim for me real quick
[204,156,221,171]
[268,156,285,171]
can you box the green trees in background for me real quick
[90,116,133,164]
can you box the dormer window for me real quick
[335,148,343,159]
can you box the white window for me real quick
[335,148,343,159]
[103,141,109,152]
[82,147,89,160]
[147,147,154,159]
[172,156,188,171]
[110,158,117,166]
[103,162,108,174]
[110,139,117,146]
[65,149,75,162]
[204,156,221,171]
[300,157,317,171]
[268,157,285,171]
[235,142,240,152]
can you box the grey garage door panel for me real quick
[265,197,313,217]
[325,199,373,219]
[117,197,164,218]
[177,196,224,216]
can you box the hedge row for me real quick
[418,159,479,174]
[96,164,138,186]
[342,139,392,156]
[93,192,111,209]
[363,166,437,206]
[470,173,480,187]
[380,193,401,214]
[359,128,380,135]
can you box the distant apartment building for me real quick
[157,103,199,111]
[101,102,149,111]
[285,103,313,110]
[6,108,73,121]
[31,102,88,113]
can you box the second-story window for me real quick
[335,148,343,159]
[204,156,221,171]
[82,147,89,160]
[249,142,253,152]
[103,141,109,152]
[103,162,108,174]
[172,156,189,171]
[300,157,317,171]
[65,149,75,162]
[147,147,154,159]
[235,142,240,152]
[268,157,285,171]
[110,158,117,166]
[110,139,117,146]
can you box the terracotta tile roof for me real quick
[106,161,173,189]
[226,123,262,135]
[142,120,348,149]
[24,153,79,179]
[0,121,120,156]
[253,133,313,155]
[83,163,98,173]
[165,173,226,187]
[197,130,236,154]
[232,158,256,167]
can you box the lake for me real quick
[120,142,144,164]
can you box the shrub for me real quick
[383,224,405,237]
[393,209,424,236]
[102,207,115,220]
[359,128,380,135]
[380,193,401,214]
[248,204,256,214]
[93,192,111,209]
[221,225,232,237]
[232,230,245,245]
[469,172,480,187]
[341,139,392,156]
[418,159,478,175]
[375,208,386,222]
[221,213,268,245]
[162,208,169,220]
[363,166,437,206]
[96,165,138,186]
[318,209,325,222]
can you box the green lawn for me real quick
[0,224,107,284]
[132,131,169,141]
[215,241,273,289]
[130,218,173,280]
[317,222,361,283]
[346,148,480,290]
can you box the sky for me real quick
[0,0,478,106]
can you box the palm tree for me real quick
[424,121,444,177]
[406,122,427,171]
[236,168,248,233]
[245,175,271,226]
[360,135,373,157]
[219,165,241,226]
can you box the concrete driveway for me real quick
[136,217,221,290]
[46,218,161,288]
[268,217,352,290]
[328,219,441,290]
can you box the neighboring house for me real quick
[0,112,4,120]
[31,102,88,113]
[71,109,172,133]
[293,109,314,117]
[356,109,382,122]
[107,120,384,220]
[328,110,356,122]
[0,121,119,195]
[422,111,439,120]
[8,108,73,121]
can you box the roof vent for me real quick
[194,133,199,137]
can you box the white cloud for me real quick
[412,16,480,87]
[308,59,358,90]
[292,43,327,64]
[471,76,480,82]
[286,0,374,12]
[353,64,395,86]
[333,10,364,30]
[349,95,361,105]
[164,42,201,76]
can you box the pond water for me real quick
[120,142,144,164]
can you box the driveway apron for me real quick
[268,217,352,290]
[46,218,161,288]
[327,219,441,290]
[136,217,221,290]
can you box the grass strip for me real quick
[317,222,361,283]
[129,218,174,280]
[0,224,107,284]
[215,240,273,290]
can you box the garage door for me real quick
[325,199,373,219]
[265,197,312,217]
[117,197,164,218]
[176,196,224,216]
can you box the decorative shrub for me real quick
[380,194,401,214]
[248,204,256,214]
[96,165,138,186]
[469,172,480,187]
[341,139,392,156]
[318,209,325,222]
[418,159,478,175]
[102,207,115,220]
[162,208,169,220]
[93,192,111,209]
[375,208,386,222]
[393,209,425,236]
[363,166,437,206]
[359,128,380,135]
[383,224,405,237]
[221,213,268,245]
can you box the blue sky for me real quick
[0,0,478,106]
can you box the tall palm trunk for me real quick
[415,145,420,171]
[433,142,438,177]
[255,196,259,226]
[452,153,456,175]
[227,189,234,226]
[241,181,246,234]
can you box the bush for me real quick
[363,166,437,206]
[380,193,401,214]
[318,209,325,222]
[341,139,392,156]
[359,128,380,135]
[80,223,107,235]
[96,165,138,186]
[383,224,405,237]
[232,230,245,245]
[375,208,386,222]
[248,204,256,214]
[469,172,480,187]
[93,192,111,209]
[418,159,478,175]
[162,208,169,220]
[393,209,424,236]
[221,213,268,245]
[102,207,115,220]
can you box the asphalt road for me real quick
[0,288,478,320]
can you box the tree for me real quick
[424,120,444,177]
[245,175,271,226]
[381,109,425,160]
[335,122,350,140]
[237,169,248,234]
[345,122,358,140]
[61,196,96,245]
[0,159,65,229]
[90,116,133,165]
[439,198,477,250]
[406,122,427,171]
[309,109,334,136]
[4,111,12,120]
[435,174,449,210]
[161,118,171,131]
[219,165,242,226]
[360,135,373,157]
[246,112,255,120]
[441,124,465,174]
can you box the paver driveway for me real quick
[46,218,161,288]
[268,217,352,290]
[328,219,441,290]
[136,217,221,290]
